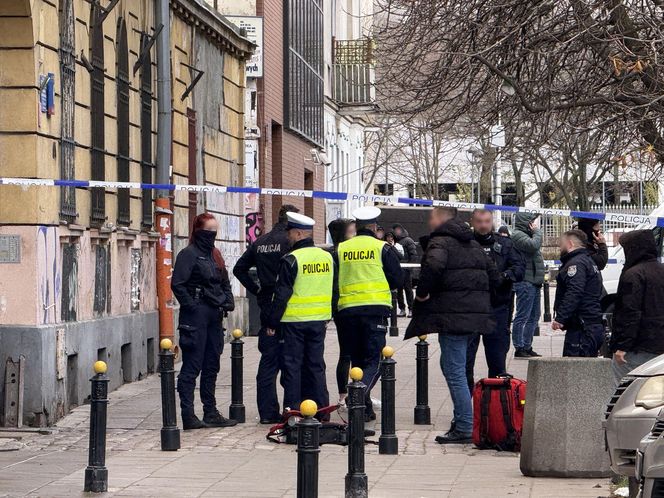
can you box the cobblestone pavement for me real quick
[0,321,611,497]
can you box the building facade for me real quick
[0,0,252,426]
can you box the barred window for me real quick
[116,18,130,227]
[90,4,106,226]
[140,34,154,230]
[285,0,324,146]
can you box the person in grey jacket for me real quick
[510,213,545,358]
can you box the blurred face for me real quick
[529,216,540,230]
[385,234,395,245]
[375,227,384,239]
[203,217,218,232]
[429,209,451,231]
[393,226,403,237]
[559,235,575,256]
[471,211,493,236]
[345,222,356,240]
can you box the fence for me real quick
[498,204,658,247]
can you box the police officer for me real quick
[266,212,334,411]
[233,205,299,424]
[552,229,604,357]
[334,206,403,420]
[467,209,525,390]
[171,213,237,430]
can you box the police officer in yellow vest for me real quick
[335,206,404,420]
[266,212,334,411]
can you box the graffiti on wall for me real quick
[245,211,263,246]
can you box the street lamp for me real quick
[467,146,483,204]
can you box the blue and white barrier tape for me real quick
[1,177,662,228]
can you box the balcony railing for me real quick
[333,39,375,106]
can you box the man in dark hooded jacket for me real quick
[406,207,500,444]
[392,223,418,317]
[610,229,664,383]
[577,218,609,271]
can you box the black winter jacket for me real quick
[393,225,418,263]
[233,222,290,298]
[172,240,234,311]
[553,248,602,329]
[610,230,664,354]
[474,232,526,307]
[405,219,499,339]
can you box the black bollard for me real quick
[296,400,321,498]
[345,367,368,498]
[389,290,399,337]
[159,338,180,451]
[229,329,246,423]
[414,335,431,425]
[84,361,109,493]
[542,273,552,323]
[379,346,398,455]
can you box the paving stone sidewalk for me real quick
[0,322,612,497]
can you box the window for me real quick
[116,18,130,226]
[59,0,76,222]
[140,34,154,229]
[285,0,324,146]
[90,4,106,226]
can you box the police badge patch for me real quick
[567,265,577,277]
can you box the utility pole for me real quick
[155,0,174,343]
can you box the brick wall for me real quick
[256,0,326,242]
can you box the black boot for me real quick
[203,410,238,428]
[182,413,206,430]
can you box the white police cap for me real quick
[352,206,381,223]
[286,212,315,230]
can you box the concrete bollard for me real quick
[229,329,246,423]
[520,357,614,477]
[296,400,321,498]
[84,361,109,493]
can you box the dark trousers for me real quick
[176,303,224,416]
[466,304,510,392]
[334,317,352,396]
[563,323,604,357]
[281,321,329,411]
[255,293,283,420]
[396,271,414,311]
[336,314,388,414]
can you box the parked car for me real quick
[604,355,664,498]
[636,409,664,498]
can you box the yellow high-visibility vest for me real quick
[281,247,334,322]
[337,235,392,310]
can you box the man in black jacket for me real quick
[406,207,500,444]
[393,223,418,317]
[552,230,604,357]
[577,218,609,271]
[467,209,525,391]
[611,229,664,383]
[233,204,299,423]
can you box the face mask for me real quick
[194,229,216,251]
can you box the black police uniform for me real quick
[266,238,333,411]
[467,232,525,390]
[171,231,234,423]
[333,227,404,418]
[233,222,290,422]
[554,248,604,357]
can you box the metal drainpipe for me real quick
[155,0,174,343]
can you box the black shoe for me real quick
[364,429,376,437]
[435,429,473,444]
[203,411,238,428]
[182,414,207,430]
[397,310,407,317]
[526,348,542,357]
[514,348,530,359]
[259,417,282,425]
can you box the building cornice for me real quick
[170,0,255,60]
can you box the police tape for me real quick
[1,177,663,228]
[402,259,623,269]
